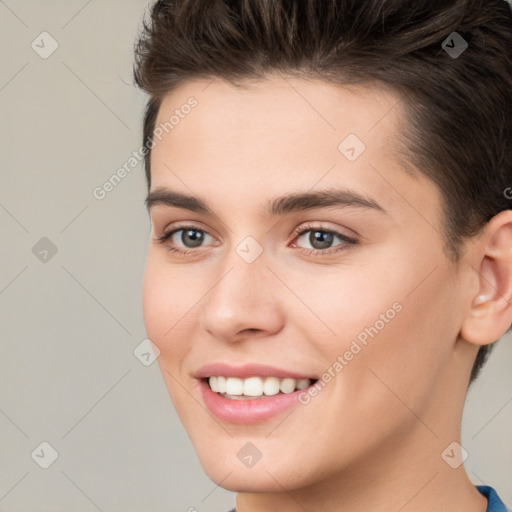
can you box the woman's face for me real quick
[142,76,474,492]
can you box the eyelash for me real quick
[154,222,358,257]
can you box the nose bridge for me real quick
[209,241,271,309]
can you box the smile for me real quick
[199,376,320,424]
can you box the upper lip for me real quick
[194,362,318,380]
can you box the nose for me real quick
[199,250,285,343]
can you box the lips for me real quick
[198,377,320,423]
[194,362,318,380]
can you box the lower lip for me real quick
[198,378,317,424]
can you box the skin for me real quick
[142,75,512,512]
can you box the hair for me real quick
[133,0,512,386]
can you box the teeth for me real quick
[263,376,280,396]
[207,376,314,397]
[244,376,266,396]
[225,377,243,395]
[280,377,296,394]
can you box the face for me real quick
[142,76,472,492]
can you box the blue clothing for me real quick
[225,485,510,512]
[477,485,511,512]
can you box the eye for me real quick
[154,225,215,256]
[291,223,358,256]
[154,222,358,258]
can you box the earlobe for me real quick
[461,210,512,346]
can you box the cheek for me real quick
[142,254,196,356]
[302,254,456,395]
[284,262,403,352]
[142,255,201,417]
[339,264,459,416]
[142,259,168,343]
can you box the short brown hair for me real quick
[133,0,512,385]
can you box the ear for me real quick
[461,210,512,346]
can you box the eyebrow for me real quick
[145,186,387,217]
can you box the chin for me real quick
[197,449,315,494]
[202,464,295,493]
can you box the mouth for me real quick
[202,376,319,400]
[198,375,321,424]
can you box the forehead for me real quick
[151,75,407,181]
[153,75,404,152]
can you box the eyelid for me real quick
[154,220,215,239]
[291,222,358,242]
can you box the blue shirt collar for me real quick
[476,485,511,512]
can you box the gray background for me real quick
[0,1,511,511]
